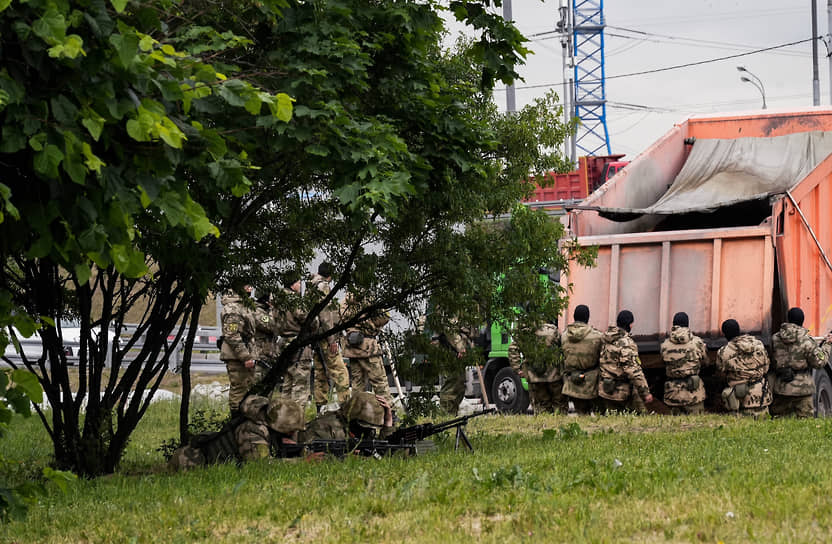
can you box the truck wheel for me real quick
[491,367,529,414]
[814,371,832,417]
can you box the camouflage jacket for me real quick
[341,297,390,358]
[298,412,393,442]
[441,323,476,354]
[253,303,281,360]
[272,288,316,361]
[598,326,650,402]
[661,326,707,406]
[522,323,562,383]
[220,294,257,362]
[561,322,604,399]
[307,273,340,341]
[716,334,772,409]
[771,322,829,397]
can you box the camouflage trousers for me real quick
[313,341,351,407]
[349,355,393,406]
[569,396,601,415]
[770,394,814,418]
[282,349,313,409]
[439,370,467,415]
[668,401,704,415]
[738,405,770,418]
[530,379,568,413]
[226,360,257,412]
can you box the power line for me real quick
[497,37,817,92]
[605,25,810,58]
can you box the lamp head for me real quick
[740,76,751,83]
[737,65,747,72]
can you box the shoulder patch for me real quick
[261,315,270,323]
[227,323,238,333]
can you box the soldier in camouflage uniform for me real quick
[660,312,708,415]
[167,394,305,469]
[299,391,394,442]
[307,262,351,411]
[561,305,604,414]
[341,293,394,406]
[235,394,306,461]
[770,307,832,418]
[275,276,317,409]
[510,322,566,413]
[716,319,772,418]
[220,286,258,414]
[435,321,477,415]
[252,293,281,386]
[598,310,654,412]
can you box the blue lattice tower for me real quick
[573,0,611,156]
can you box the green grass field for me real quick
[2,399,832,543]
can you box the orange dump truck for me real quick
[561,109,832,413]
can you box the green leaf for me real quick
[5,388,31,416]
[48,34,86,59]
[126,119,145,141]
[63,153,86,184]
[81,116,104,141]
[11,370,42,404]
[42,467,77,494]
[74,263,91,285]
[27,233,53,259]
[110,0,128,14]
[28,133,46,151]
[33,144,65,178]
[109,32,139,67]
[81,143,105,173]
[32,4,67,44]
[138,186,151,208]
[50,95,78,125]
[305,144,329,157]
[0,125,26,152]
[274,93,293,122]
[156,117,186,148]
[0,0,12,13]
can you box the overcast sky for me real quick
[471,0,828,160]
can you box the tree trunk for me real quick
[179,298,203,443]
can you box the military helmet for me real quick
[239,395,270,423]
[266,395,305,434]
[342,391,384,429]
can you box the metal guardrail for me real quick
[2,325,224,369]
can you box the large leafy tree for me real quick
[0,0,586,477]
[184,1,587,395]
[0,0,291,476]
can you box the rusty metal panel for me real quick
[778,154,832,335]
[666,240,714,337]
[617,244,662,334]
[717,237,772,337]
[564,247,612,333]
[562,227,773,344]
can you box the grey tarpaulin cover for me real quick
[580,131,832,222]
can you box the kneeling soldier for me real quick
[598,310,654,412]
[716,319,772,418]
[661,312,708,415]
[770,307,832,418]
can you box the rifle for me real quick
[386,408,495,452]
[273,437,422,459]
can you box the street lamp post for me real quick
[737,66,767,109]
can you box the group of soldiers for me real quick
[178,262,398,467]
[219,262,394,418]
[444,304,831,419]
